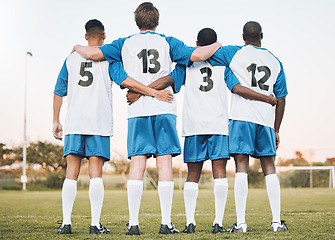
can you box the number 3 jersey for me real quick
[54,52,115,136]
[171,61,238,137]
[99,31,195,118]
[209,45,288,129]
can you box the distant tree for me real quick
[325,157,335,166]
[0,143,15,166]
[12,141,66,172]
[279,151,309,166]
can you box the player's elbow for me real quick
[190,53,205,62]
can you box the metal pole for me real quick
[22,52,32,190]
[332,166,335,189]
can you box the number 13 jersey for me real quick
[99,31,195,118]
[54,52,114,136]
[209,45,288,129]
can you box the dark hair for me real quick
[134,2,159,30]
[197,28,217,46]
[243,21,262,42]
[85,19,105,36]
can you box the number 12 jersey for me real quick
[209,45,288,129]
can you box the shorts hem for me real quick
[156,151,181,157]
[229,151,253,157]
[251,153,276,158]
[64,151,84,158]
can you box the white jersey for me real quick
[99,31,195,118]
[181,61,229,136]
[54,52,113,136]
[209,45,288,128]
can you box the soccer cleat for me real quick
[159,223,180,234]
[212,223,224,234]
[227,222,247,233]
[125,224,140,235]
[89,223,110,234]
[57,221,72,234]
[182,223,196,233]
[271,220,288,232]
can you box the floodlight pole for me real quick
[22,51,32,191]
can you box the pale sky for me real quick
[1,0,335,164]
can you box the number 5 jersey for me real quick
[54,52,115,136]
[209,45,288,129]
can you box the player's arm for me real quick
[274,96,286,149]
[225,68,277,105]
[53,94,63,140]
[53,60,69,140]
[121,77,173,103]
[110,61,173,103]
[190,42,222,62]
[72,45,105,60]
[232,84,277,106]
[127,76,174,105]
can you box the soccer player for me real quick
[208,21,288,233]
[72,2,222,235]
[53,19,173,235]
[128,28,277,234]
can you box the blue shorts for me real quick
[183,135,229,163]
[127,114,181,158]
[64,134,111,161]
[229,120,276,158]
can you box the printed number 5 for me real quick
[199,67,213,92]
[78,62,93,87]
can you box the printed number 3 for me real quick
[247,63,271,91]
[78,62,93,87]
[199,67,213,92]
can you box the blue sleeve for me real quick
[109,61,128,87]
[273,61,288,98]
[99,37,127,64]
[208,45,240,67]
[54,59,68,97]
[168,64,186,93]
[224,67,240,92]
[166,37,195,66]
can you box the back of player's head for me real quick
[243,21,262,42]
[134,2,159,30]
[197,28,217,46]
[85,19,105,38]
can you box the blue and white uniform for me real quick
[99,31,195,158]
[170,62,239,162]
[54,52,121,160]
[208,45,288,157]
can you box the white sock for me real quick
[184,182,198,226]
[158,181,174,228]
[265,173,281,223]
[62,178,77,225]
[89,178,104,227]
[234,172,248,225]
[127,180,143,226]
[213,178,228,227]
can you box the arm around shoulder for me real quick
[73,45,105,60]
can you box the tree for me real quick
[0,143,15,166]
[13,141,66,172]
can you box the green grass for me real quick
[0,188,334,239]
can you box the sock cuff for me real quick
[127,180,143,186]
[265,173,278,181]
[213,178,228,186]
[64,178,77,185]
[90,177,103,184]
[184,182,198,190]
[158,181,174,187]
[235,172,248,180]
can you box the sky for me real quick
[0,0,335,165]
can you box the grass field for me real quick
[0,188,334,239]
